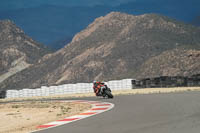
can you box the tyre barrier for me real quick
[4,74,200,99]
[132,74,200,88]
[0,90,6,99]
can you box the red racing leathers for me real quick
[93,82,103,96]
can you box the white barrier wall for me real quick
[6,79,133,98]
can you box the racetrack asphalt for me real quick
[33,91,200,133]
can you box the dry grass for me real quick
[0,101,91,133]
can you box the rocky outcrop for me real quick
[136,48,200,79]
[0,20,51,85]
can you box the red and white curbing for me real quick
[32,100,114,132]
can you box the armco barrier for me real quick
[5,79,133,99]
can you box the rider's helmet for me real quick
[93,81,97,85]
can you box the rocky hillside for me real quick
[1,12,200,90]
[135,48,200,79]
[0,20,51,85]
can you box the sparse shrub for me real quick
[12,105,20,108]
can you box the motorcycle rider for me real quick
[93,81,103,96]
[93,81,113,98]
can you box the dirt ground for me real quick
[0,101,91,133]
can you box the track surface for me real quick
[34,91,200,133]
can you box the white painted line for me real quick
[31,100,114,133]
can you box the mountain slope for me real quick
[0,20,51,85]
[135,48,200,79]
[1,12,200,90]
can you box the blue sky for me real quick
[0,0,199,9]
[0,0,199,48]
[0,0,133,10]
[1,0,199,21]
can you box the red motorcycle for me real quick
[93,82,113,99]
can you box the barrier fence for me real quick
[5,79,133,99]
[0,90,6,99]
[2,74,200,99]
[132,74,200,88]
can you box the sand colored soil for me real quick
[0,101,91,133]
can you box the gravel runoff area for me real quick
[0,87,200,133]
[0,101,91,133]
